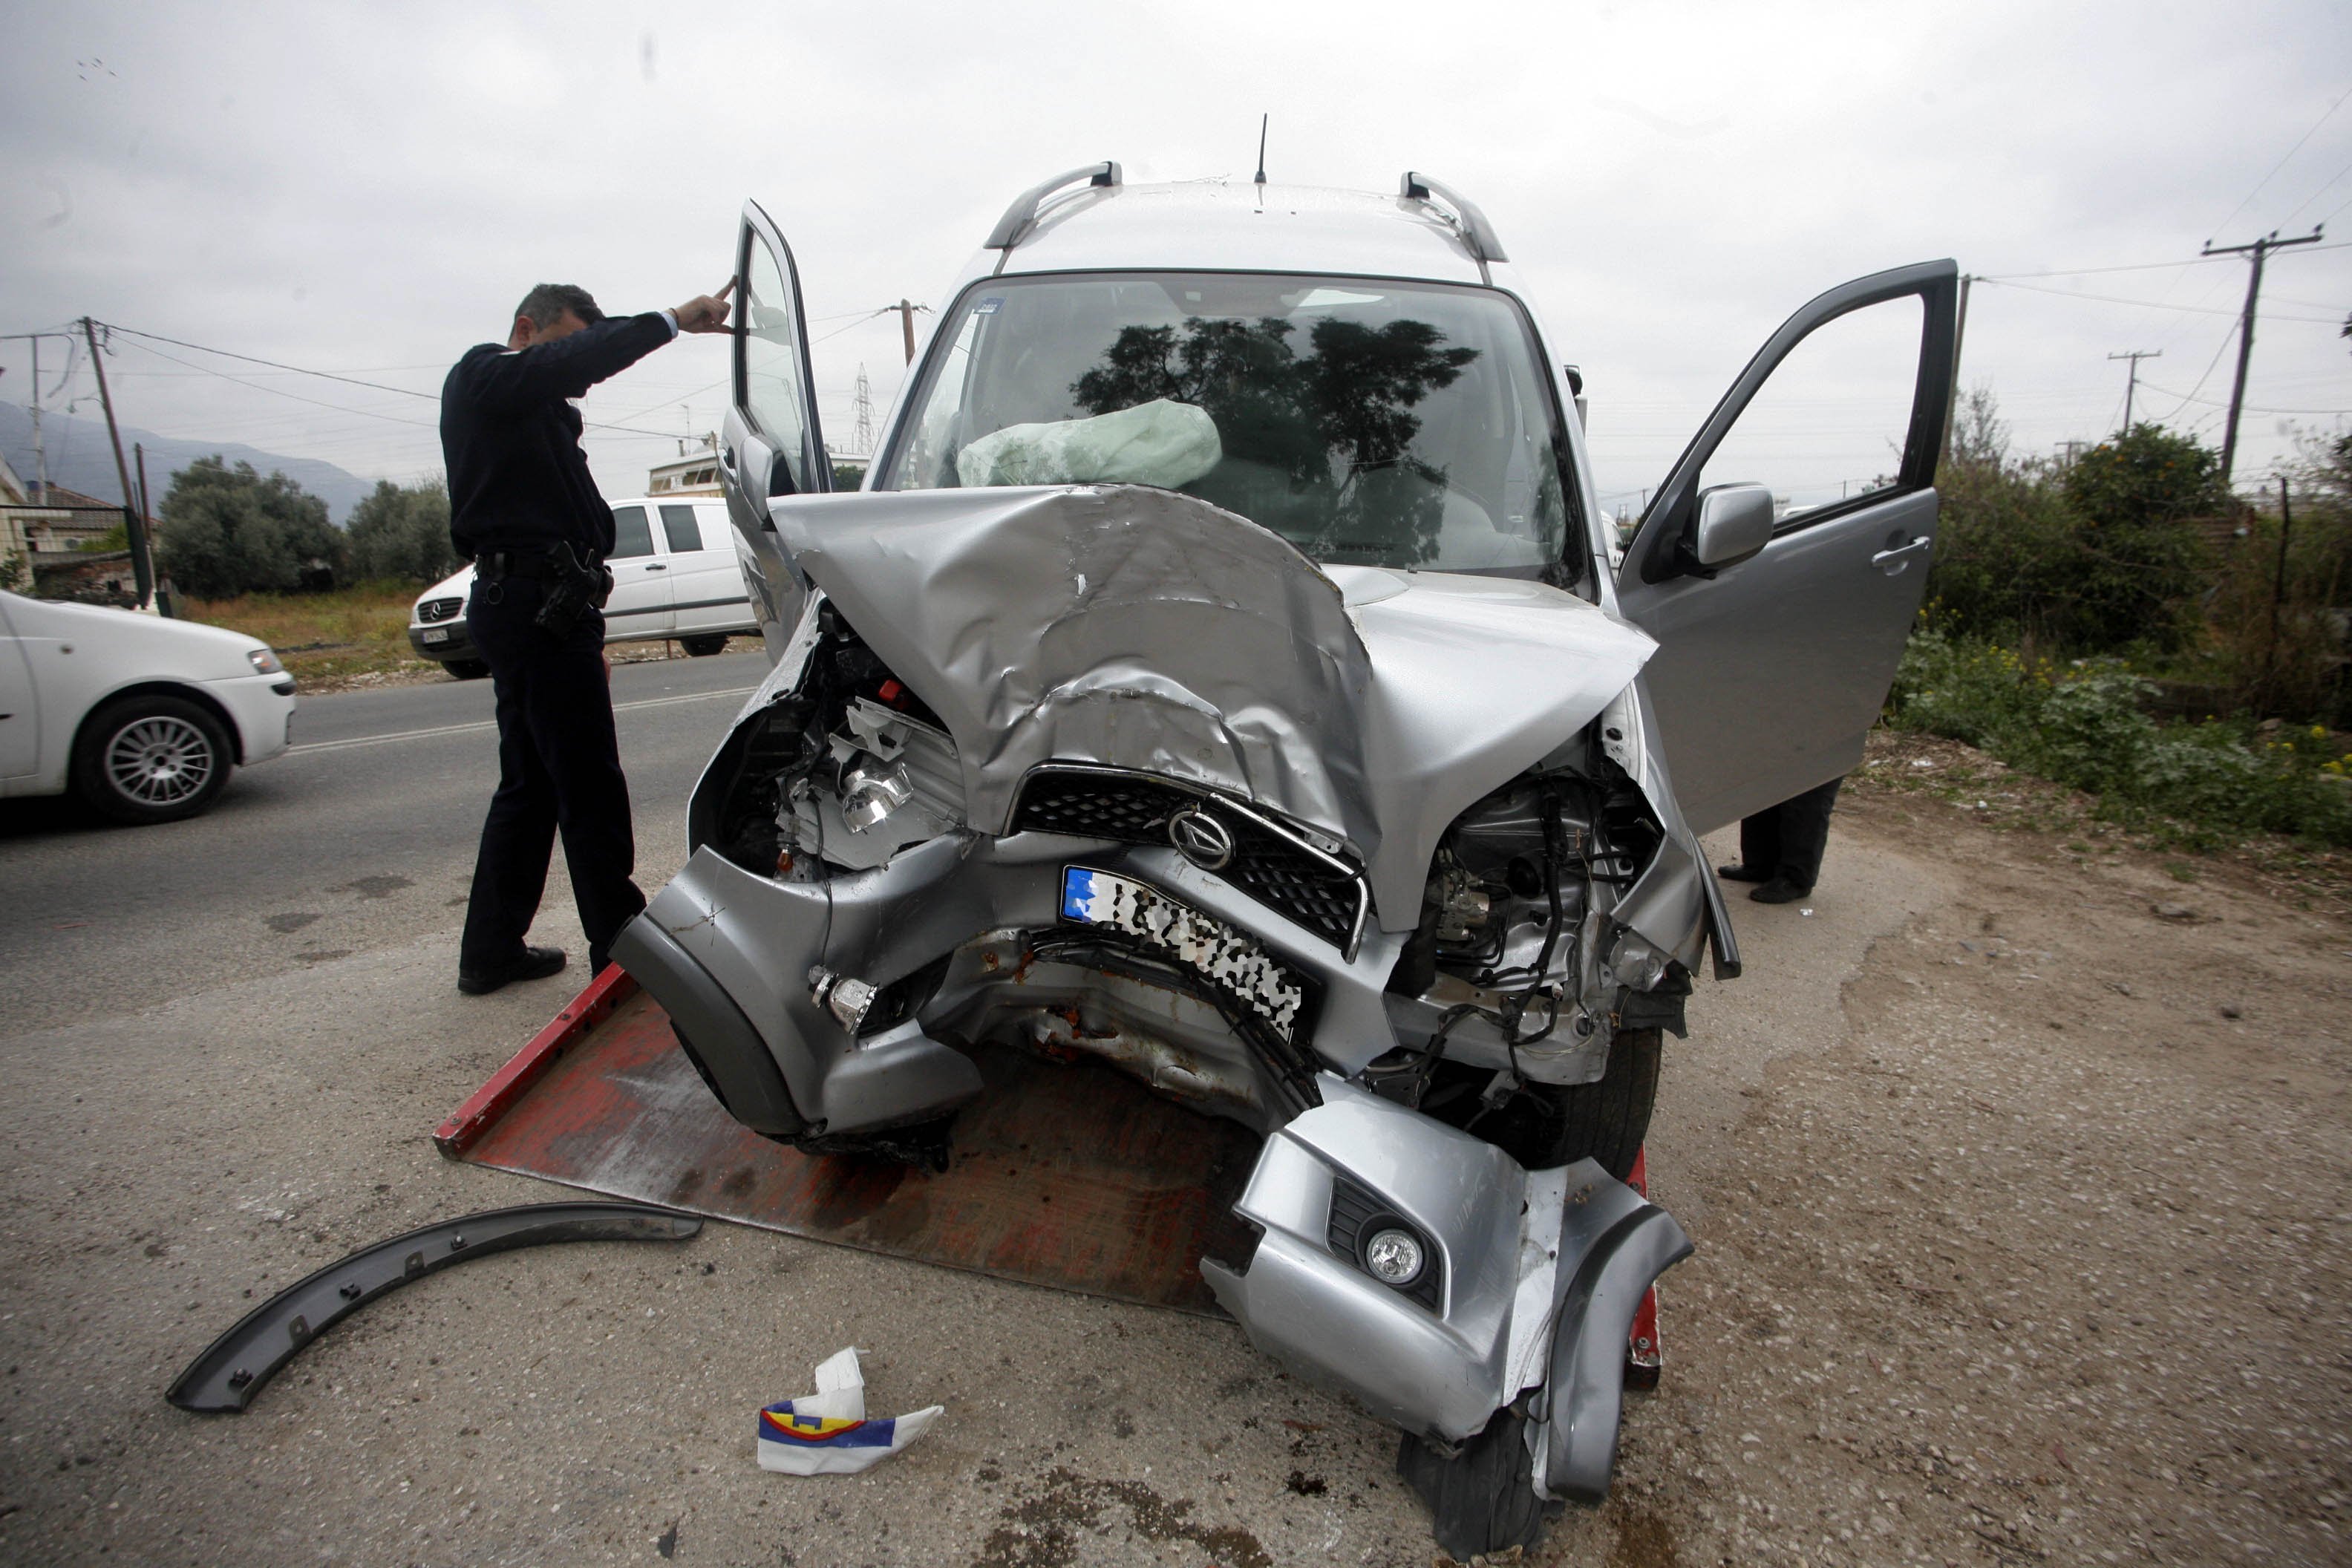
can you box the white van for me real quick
[406,497,757,677]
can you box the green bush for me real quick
[154,456,344,598]
[1889,630,2352,847]
[346,479,459,583]
[1924,391,2223,658]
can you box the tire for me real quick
[679,635,729,658]
[443,659,491,681]
[72,694,234,825]
[1396,1406,1558,1559]
[1425,1027,1659,1179]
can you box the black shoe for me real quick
[457,944,567,996]
[1717,862,1770,883]
[1748,878,1811,904]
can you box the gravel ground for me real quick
[0,736,2344,1566]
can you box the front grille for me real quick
[417,596,463,624]
[1012,767,1367,955]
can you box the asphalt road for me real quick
[0,647,766,1033]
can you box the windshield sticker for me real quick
[973,297,1004,315]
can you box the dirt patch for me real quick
[1597,739,2352,1566]
[975,1466,1272,1568]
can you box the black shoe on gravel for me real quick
[1748,878,1811,904]
[457,945,567,995]
[1716,862,1769,883]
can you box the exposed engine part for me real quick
[808,967,879,1035]
[713,611,964,881]
[840,757,915,832]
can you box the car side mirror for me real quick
[1688,483,1774,572]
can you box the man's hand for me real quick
[673,280,736,335]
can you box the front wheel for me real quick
[442,659,491,681]
[678,635,729,658]
[1424,1027,1659,1178]
[73,695,234,825]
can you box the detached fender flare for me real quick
[165,1202,701,1414]
[1533,1203,1693,1500]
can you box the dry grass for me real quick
[180,583,737,691]
[181,581,441,686]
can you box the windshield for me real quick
[881,272,1577,576]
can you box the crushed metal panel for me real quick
[770,484,1656,930]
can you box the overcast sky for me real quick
[4,0,2348,517]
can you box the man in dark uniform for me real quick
[442,279,733,994]
[1718,776,1843,905]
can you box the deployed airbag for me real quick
[956,399,1222,489]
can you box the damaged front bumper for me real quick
[1202,1078,1690,1501]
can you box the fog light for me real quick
[808,967,878,1035]
[1363,1226,1425,1287]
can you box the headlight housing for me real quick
[246,647,284,676]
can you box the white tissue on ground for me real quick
[956,399,1223,490]
[755,1347,943,1476]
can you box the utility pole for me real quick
[2107,349,2160,434]
[2201,226,2325,486]
[1940,273,1973,466]
[0,331,73,498]
[890,300,918,365]
[80,317,155,610]
[30,336,46,498]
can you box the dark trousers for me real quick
[459,575,644,974]
[1737,777,1844,892]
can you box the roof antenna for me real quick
[1253,114,1268,186]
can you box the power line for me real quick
[2206,82,2352,241]
[89,321,690,438]
[1977,258,2227,281]
[1973,277,2339,322]
[113,336,446,431]
[2136,380,2350,416]
[2280,152,2352,227]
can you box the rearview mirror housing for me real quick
[1688,483,1774,572]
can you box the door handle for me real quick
[719,445,737,471]
[645,563,667,571]
[1871,536,1931,575]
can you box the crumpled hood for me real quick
[769,485,1655,930]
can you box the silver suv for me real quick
[614,164,1956,1556]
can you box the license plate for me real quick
[1059,867,1305,1042]
[421,627,451,644]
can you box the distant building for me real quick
[648,436,723,497]
[1,457,160,597]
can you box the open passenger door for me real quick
[1614,261,1959,837]
[722,200,830,648]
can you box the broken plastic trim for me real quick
[164,1202,702,1414]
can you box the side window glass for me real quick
[610,506,654,560]
[659,504,704,552]
[1701,296,1923,529]
[742,234,813,492]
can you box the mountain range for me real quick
[0,402,379,524]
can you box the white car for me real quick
[0,589,297,823]
[407,496,757,678]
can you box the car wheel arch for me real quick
[72,679,248,770]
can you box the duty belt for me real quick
[474,547,565,581]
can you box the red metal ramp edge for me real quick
[435,968,1665,1373]
[435,964,641,1157]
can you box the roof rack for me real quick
[985,162,1123,251]
[1399,172,1509,264]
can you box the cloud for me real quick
[0,0,2344,504]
